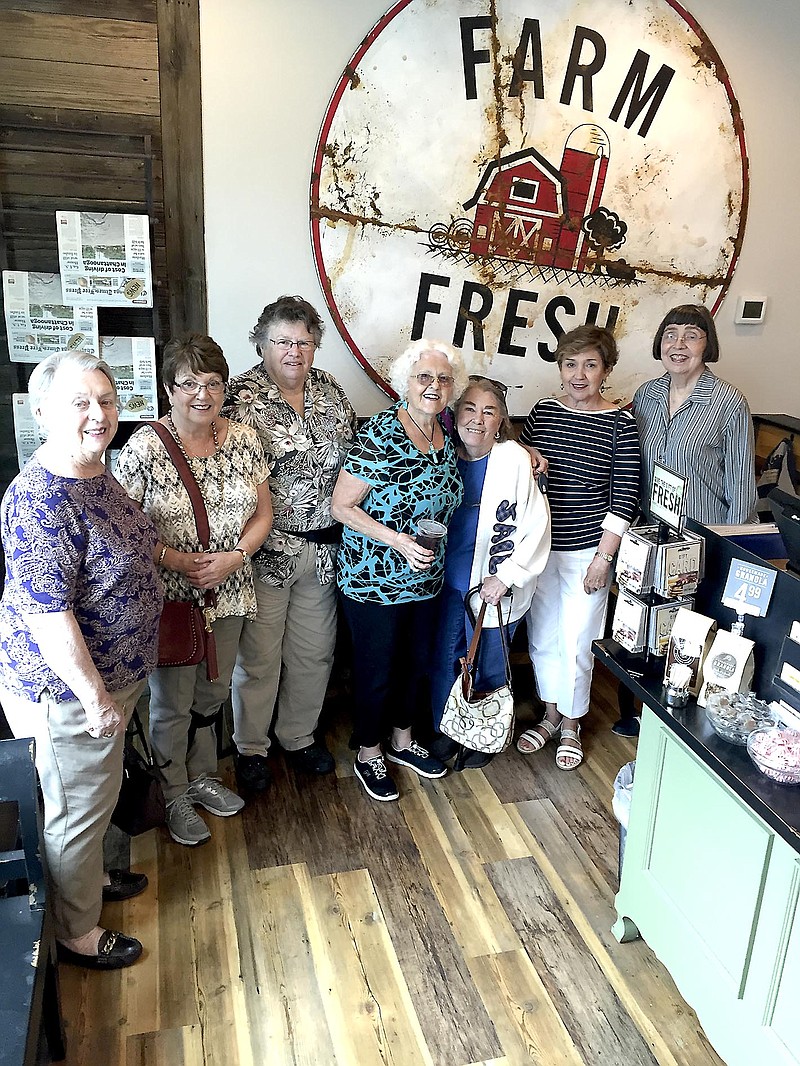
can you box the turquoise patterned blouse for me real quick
[337,404,463,604]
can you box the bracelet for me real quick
[595,550,615,563]
[234,547,249,566]
[158,544,168,566]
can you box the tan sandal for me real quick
[555,724,583,771]
[516,718,560,754]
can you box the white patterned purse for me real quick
[440,597,514,754]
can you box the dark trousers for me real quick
[341,594,437,749]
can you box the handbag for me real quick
[440,592,515,754]
[111,709,166,836]
[149,421,219,682]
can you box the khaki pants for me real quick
[1,679,144,940]
[232,541,336,755]
[147,614,243,802]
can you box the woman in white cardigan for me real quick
[429,378,551,768]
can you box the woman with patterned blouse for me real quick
[518,326,640,770]
[0,351,162,970]
[222,296,357,790]
[116,335,272,847]
[332,339,467,801]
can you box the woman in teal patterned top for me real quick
[333,339,466,801]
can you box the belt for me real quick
[273,524,342,545]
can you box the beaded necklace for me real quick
[166,413,219,463]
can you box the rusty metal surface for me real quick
[310,0,747,411]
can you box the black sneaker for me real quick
[235,751,271,792]
[428,733,461,761]
[286,741,335,775]
[612,717,641,738]
[386,741,447,779]
[353,755,400,801]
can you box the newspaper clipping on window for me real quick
[56,211,153,307]
[2,271,99,362]
[100,335,158,421]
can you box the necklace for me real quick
[405,408,440,464]
[167,413,219,463]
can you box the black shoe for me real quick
[612,717,640,738]
[428,733,460,761]
[102,869,149,903]
[353,755,400,801]
[386,741,447,779]
[456,748,494,770]
[57,930,143,970]
[286,741,335,774]
[235,751,271,791]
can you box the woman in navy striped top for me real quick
[518,326,640,769]
[632,304,757,525]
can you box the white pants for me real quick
[1,679,144,940]
[526,546,610,720]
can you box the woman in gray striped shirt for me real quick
[633,304,757,525]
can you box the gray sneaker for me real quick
[187,776,245,817]
[166,793,211,847]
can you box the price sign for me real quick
[722,558,777,617]
[650,463,688,532]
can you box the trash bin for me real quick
[612,760,635,884]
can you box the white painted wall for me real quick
[200,0,800,416]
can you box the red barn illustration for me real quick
[463,124,611,271]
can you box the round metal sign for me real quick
[311,0,747,412]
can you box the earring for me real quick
[559,383,564,391]
[494,431,501,440]
[600,380,608,392]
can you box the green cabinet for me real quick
[614,704,800,1065]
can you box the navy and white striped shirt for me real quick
[632,369,757,525]
[519,398,640,551]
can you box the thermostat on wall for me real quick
[734,296,767,324]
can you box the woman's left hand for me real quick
[480,575,509,606]
[186,551,242,590]
[583,555,611,595]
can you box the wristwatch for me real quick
[234,547,249,565]
[595,550,615,563]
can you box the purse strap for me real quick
[463,587,512,689]
[148,421,211,548]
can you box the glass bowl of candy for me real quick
[747,727,800,785]
[705,691,774,746]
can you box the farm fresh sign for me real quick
[310,0,747,412]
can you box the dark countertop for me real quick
[594,638,800,852]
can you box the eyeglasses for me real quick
[174,379,225,395]
[468,374,523,397]
[269,338,316,352]
[412,372,455,387]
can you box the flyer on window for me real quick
[56,211,153,307]
[12,393,46,467]
[99,335,158,421]
[2,271,99,362]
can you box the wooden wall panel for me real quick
[0,58,159,114]
[0,0,206,500]
[0,12,158,68]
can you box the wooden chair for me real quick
[0,737,66,1065]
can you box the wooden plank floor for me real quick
[58,664,723,1066]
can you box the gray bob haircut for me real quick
[28,350,118,428]
[389,338,469,400]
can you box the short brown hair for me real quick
[556,325,618,371]
[651,304,719,363]
[453,378,512,443]
[250,295,325,352]
[162,333,229,389]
